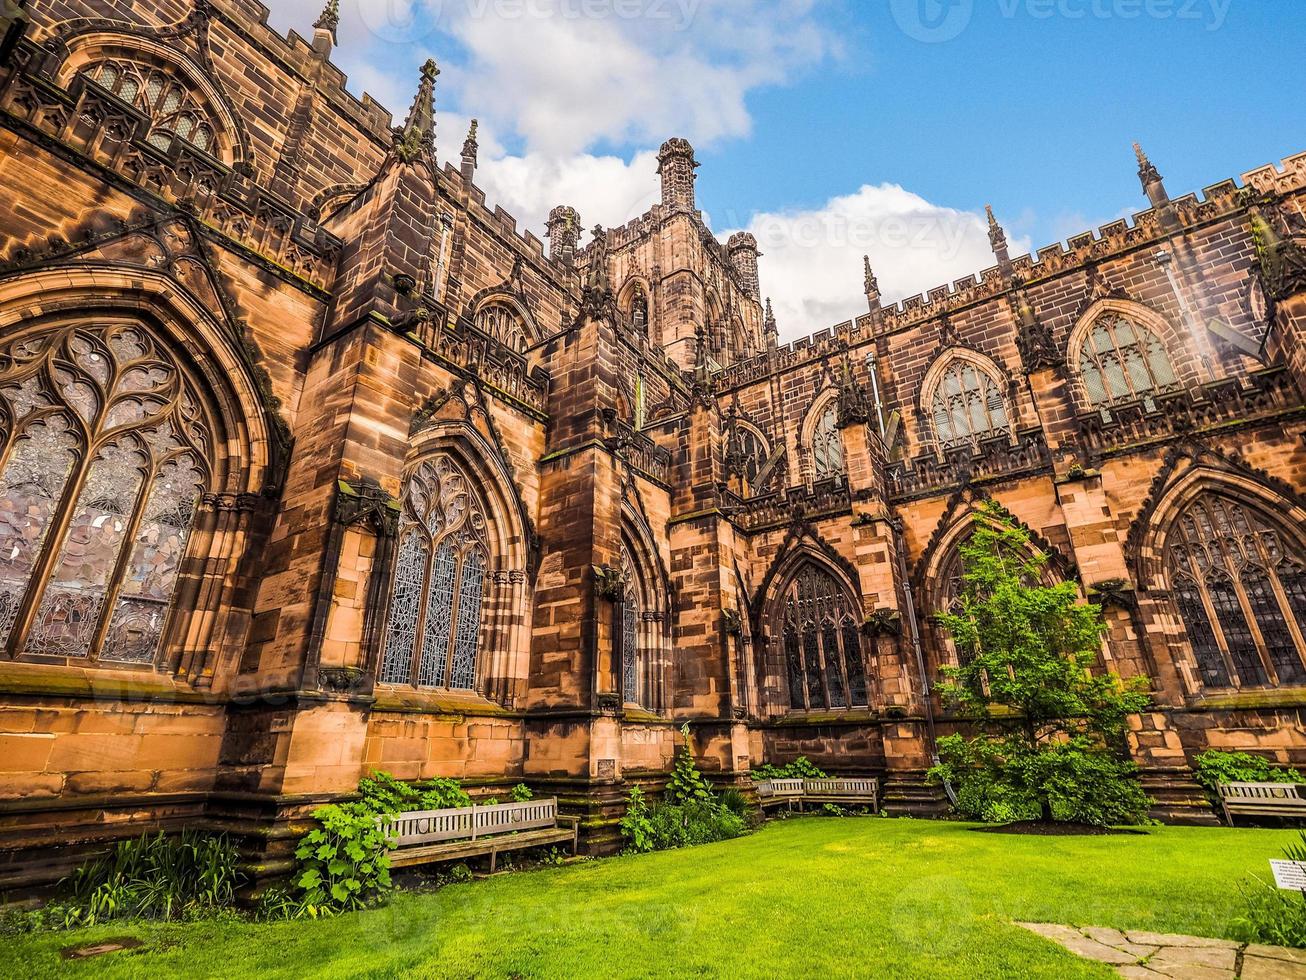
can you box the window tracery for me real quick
[82,59,217,154]
[379,454,489,690]
[474,303,529,354]
[1166,491,1306,689]
[0,323,210,665]
[810,405,844,480]
[1078,314,1177,409]
[929,360,1010,448]
[778,564,866,710]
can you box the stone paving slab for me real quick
[1015,922,1306,979]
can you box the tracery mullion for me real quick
[407,532,438,688]
[81,454,160,665]
[6,425,94,658]
[441,548,468,689]
[1251,531,1306,674]
[1177,540,1242,687]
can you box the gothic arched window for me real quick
[1166,491,1306,690]
[810,405,844,480]
[82,59,218,154]
[380,455,489,690]
[620,545,647,707]
[778,564,866,710]
[630,286,649,335]
[474,303,529,354]
[736,425,768,489]
[1078,314,1177,408]
[929,360,1010,449]
[0,322,211,666]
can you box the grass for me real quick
[2,818,1295,979]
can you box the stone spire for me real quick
[764,297,778,348]
[394,59,438,164]
[460,119,478,183]
[986,204,1011,271]
[1134,142,1170,210]
[312,0,339,56]
[863,255,880,312]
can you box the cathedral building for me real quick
[1,0,1305,892]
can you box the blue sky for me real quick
[268,0,1306,338]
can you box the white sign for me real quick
[1270,860,1306,891]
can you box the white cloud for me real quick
[477,149,660,234]
[731,185,1033,342]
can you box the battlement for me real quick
[712,148,1306,392]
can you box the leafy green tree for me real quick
[928,501,1153,826]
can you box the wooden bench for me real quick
[755,778,879,813]
[380,798,578,872]
[1220,782,1306,826]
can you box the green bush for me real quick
[646,801,746,849]
[1232,831,1306,948]
[292,802,394,917]
[1195,750,1304,809]
[666,724,714,805]
[510,783,534,803]
[357,770,472,815]
[619,787,656,854]
[751,756,828,781]
[44,831,241,929]
[718,788,751,818]
[931,734,1151,827]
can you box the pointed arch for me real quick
[617,276,652,336]
[52,29,251,166]
[468,291,538,354]
[800,388,844,481]
[618,491,671,711]
[919,347,1013,450]
[1067,298,1182,411]
[0,268,271,677]
[759,552,867,713]
[378,422,531,702]
[1136,466,1306,693]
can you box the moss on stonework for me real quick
[1191,689,1306,711]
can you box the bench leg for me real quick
[490,849,497,874]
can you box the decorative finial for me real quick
[394,59,439,163]
[764,297,777,335]
[313,0,340,41]
[462,119,478,160]
[986,204,1010,265]
[1134,142,1161,185]
[863,255,879,297]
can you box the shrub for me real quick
[666,724,714,806]
[510,783,534,803]
[1195,750,1304,809]
[751,756,828,781]
[357,770,471,815]
[932,733,1150,826]
[292,802,393,917]
[1233,831,1306,948]
[619,786,656,854]
[928,502,1152,826]
[47,831,241,928]
[718,788,750,818]
[647,801,746,849]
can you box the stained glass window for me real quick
[83,59,218,154]
[930,360,1010,448]
[0,323,211,665]
[778,564,866,711]
[1166,492,1306,689]
[1078,314,1176,409]
[379,455,490,691]
[810,405,844,480]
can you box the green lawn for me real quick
[2,818,1295,979]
